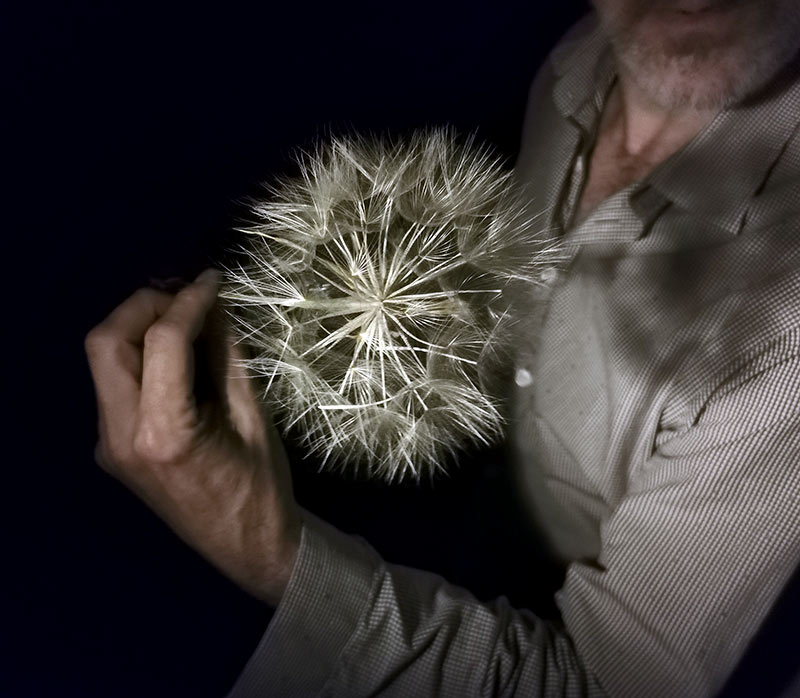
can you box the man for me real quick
[85,1,800,695]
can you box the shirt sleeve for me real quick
[557,349,800,698]
[226,349,800,698]
[226,508,606,698]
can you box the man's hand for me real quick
[84,268,302,607]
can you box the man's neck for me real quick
[574,71,721,225]
[612,68,721,158]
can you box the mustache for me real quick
[604,0,751,22]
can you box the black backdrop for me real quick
[5,2,591,696]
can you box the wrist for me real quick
[249,514,303,607]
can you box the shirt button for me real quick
[514,368,533,387]
[541,267,560,284]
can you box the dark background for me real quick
[5,2,800,697]
[4,2,590,696]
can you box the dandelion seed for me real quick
[219,128,564,481]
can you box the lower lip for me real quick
[649,5,737,31]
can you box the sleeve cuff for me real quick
[225,509,383,698]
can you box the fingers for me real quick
[137,269,221,459]
[86,287,175,460]
[102,286,176,345]
[224,335,271,445]
[86,269,302,607]
[221,333,295,505]
[85,287,174,394]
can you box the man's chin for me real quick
[606,0,800,112]
[621,54,742,111]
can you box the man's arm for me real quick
[228,340,800,698]
[83,271,800,698]
[84,270,302,607]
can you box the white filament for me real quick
[219,129,562,481]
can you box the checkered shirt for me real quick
[227,13,800,698]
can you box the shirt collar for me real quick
[549,12,800,238]
[551,14,616,128]
[646,61,800,235]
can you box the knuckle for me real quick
[84,325,114,353]
[132,423,190,465]
[176,285,205,307]
[95,440,128,473]
[145,319,184,346]
[133,286,163,304]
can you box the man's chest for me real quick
[509,247,745,562]
[573,142,656,226]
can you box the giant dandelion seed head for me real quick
[219,128,563,482]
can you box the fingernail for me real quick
[197,268,220,283]
[149,276,188,292]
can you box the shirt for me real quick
[227,13,800,698]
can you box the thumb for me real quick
[224,333,295,496]
[223,331,275,447]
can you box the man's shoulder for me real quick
[548,12,602,75]
[522,11,601,98]
[514,12,608,192]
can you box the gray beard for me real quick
[607,5,800,111]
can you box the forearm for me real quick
[227,345,800,698]
[227,512,605,698]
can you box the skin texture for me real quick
[86,4,800,609]
[85,269,302,606]
[592,0,800,111]
[576,0,800,223]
